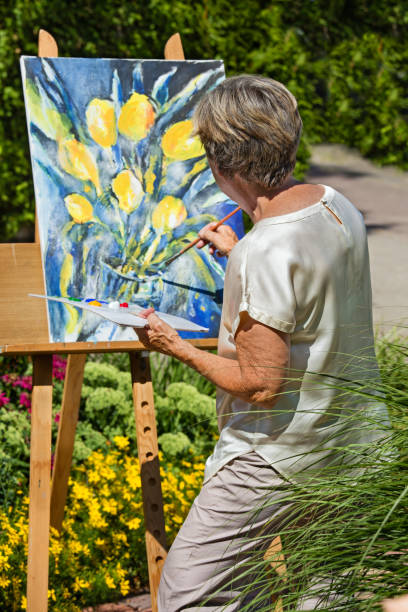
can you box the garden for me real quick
[0,335,407,610]
[1,0,408,610]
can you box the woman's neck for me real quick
[244,179,325,223]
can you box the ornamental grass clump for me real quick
[212,332,408,611]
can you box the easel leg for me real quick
[129,352,167,612]
[50,354,86,531]
[27,354,53,612]
[264,535,287,611]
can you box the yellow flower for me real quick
[152,195,187,232]
[112,170,143,214]
[105,575,116,589]
[113,435,130,450]
[47,589,56,601]
[86,98,117,147]
[73,577,90,592]
[118,93,155,141]
[58,138,101,195]
[162,119,204,161]
[120,579,130,596]
[21,595,27,610]
[68,540,83,555]
[102,498,118,515]
[88,469,101,484]
[127,517,142,530]
[64,193,93,224]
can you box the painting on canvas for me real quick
[20,57,244,342]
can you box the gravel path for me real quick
[306,144,408,333]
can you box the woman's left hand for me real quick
[135,308,183,356]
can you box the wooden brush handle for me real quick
[165,206,241,266]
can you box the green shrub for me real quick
[158,431,191,457]
[5,1,408,239]
[155,382,217,457]
[84,387,135,439]
[83,362,123,390]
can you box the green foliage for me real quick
[150,352,216,397]
[155,382,217,456]
[84,387,135,438]
[3,0,407,240]
[0,408,30,462]
[73,422,109,462]
[0,353,217,474]
[158,431,191,457]
[83,361,123,390]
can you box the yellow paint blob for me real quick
[112,170,143,214]
[118,93,155,141]
[144,160,157,195]
[161,120,204,161]
[60,253,73,295]
[88,300,102,307]
[58,138,101,195]
[86,99,117,148]
[152,196,187,232]
[59,253,79,333]
[64,194,93,224]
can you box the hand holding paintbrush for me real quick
[164,206,240,266]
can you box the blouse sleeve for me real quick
[231,229,297,337]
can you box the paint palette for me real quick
[29,295,209,332]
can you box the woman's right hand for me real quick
[196,222,239,257]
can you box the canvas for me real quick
[20,57,244,342]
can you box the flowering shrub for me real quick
[0,356,217,471]
[0,437,205,610]
[0,356,66,507]
[0,353,215,607]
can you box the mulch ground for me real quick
[82,592,151,612]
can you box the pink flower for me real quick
[19,392,31,409]
[52,356,67,381]
[13,376,32,390]
[0,392,10,407]
[54,412,61,424]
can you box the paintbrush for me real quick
[164,206,241,267]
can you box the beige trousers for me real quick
[157,452,290,612]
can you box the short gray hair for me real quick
[193,75,302,188]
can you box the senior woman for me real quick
[136,75,386,611]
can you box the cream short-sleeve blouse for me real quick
[204,185,388,483]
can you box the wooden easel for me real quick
[0,30,217,612]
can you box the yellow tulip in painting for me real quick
[58,138,101,195]
[112,170,144,214]
[64,194,94,224]
[152,196,187,232]
[86,99,117,148]
[161,120,204,161]
[118,93,155,141]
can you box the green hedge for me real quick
[1,0,407,240]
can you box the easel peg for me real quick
[164,33,185,60]
[38,29,58,57]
